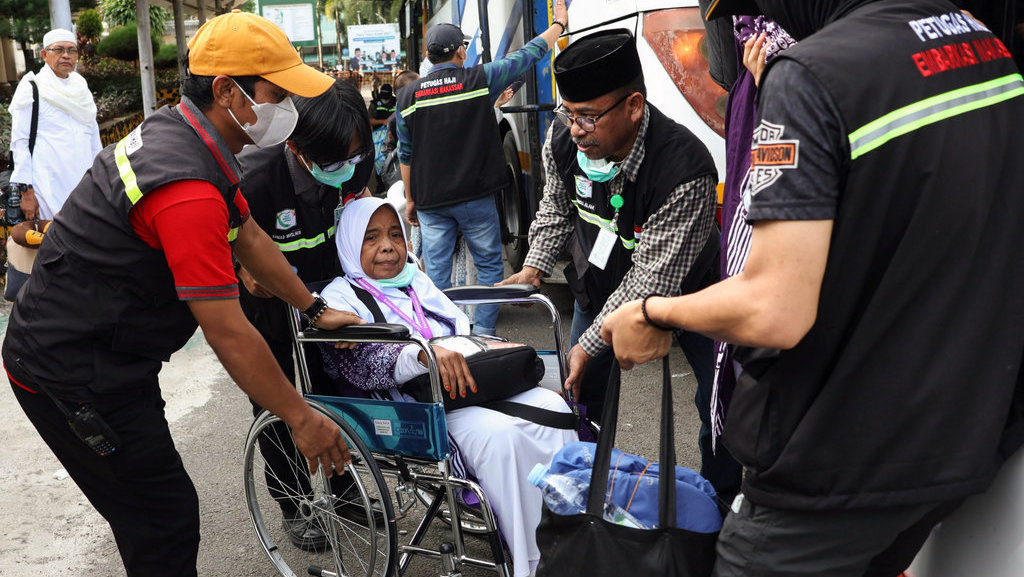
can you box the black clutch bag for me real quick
[406,335,543,411]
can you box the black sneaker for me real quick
[335,487,386,527]
[282,512,330,552]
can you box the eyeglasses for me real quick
[317,151,366,173]
[554,92,632,133]
[45,46,78,56]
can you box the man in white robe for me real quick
[8,28,102,221]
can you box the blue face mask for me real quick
[576,150,620,183]
[375,261,417,288]
[310,160,356,188]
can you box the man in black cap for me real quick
[500,28,742,506]
[602,1,1024,575]
[395,0,568,336]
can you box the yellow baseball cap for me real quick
[187,11,333,98]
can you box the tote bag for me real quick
[534,357,720,577]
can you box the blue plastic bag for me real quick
[546,441,722,533]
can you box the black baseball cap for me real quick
[704,0,760,20]
[425,23,471,58]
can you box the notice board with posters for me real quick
[348,23,401,71]
[260,0,318,46]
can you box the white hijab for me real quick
[10,64,97,127]
[321,197,471,335]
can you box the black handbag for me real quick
[534,357,720,577]
[405,335,544,410]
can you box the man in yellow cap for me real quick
[2,12,362,576]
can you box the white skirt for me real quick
[446,387,578,577]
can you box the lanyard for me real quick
[354,278,434,339]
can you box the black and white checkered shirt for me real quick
[523,105,717,356]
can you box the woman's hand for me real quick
[743,32,769,87]
[418,345,477,399]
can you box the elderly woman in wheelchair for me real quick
[315,197,578,577]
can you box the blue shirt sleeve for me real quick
[483,36,550,103]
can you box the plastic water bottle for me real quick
[528,464,652,529]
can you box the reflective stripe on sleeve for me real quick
[849,73,1024,159]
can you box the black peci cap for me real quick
[554,29,642,102]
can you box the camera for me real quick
[2,182,26,225]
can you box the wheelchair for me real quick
[242,283,572,577]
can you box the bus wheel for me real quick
[500,131,528,271]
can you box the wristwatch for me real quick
[302,293,329,328]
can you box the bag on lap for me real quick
[405,335,544,410]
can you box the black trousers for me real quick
[713,494,963,577]
[11,380,200,577]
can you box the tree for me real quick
[99,0,170,38]
[0,0,97,46]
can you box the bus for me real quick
[398,0,728,271]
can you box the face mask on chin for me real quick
[228,79,298,148]
[576,150,620,183]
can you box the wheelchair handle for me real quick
[300,323,411,343]
[442,284,539,303]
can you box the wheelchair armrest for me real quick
[442,283,540,302]
[301,323,411,342]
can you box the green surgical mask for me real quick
[375,261,417,288]
[576,150,620,182]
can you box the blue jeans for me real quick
[417,196,504,334]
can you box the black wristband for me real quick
[553,20,566,34]
[642,295,673,331]
[302,293,328,328]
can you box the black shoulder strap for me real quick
[479,400,579,430]
[28,80,39,155]
[349,281,387,322]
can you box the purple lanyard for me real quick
[354,278,434,339]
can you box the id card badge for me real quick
[588,227,617,270]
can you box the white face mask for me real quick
[228,79,298,148]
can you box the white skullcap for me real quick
[42,29,76,48]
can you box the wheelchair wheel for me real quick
[243,400,397,577]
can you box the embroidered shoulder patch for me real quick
[748,120,799,196]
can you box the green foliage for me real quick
[96,24,160,62]
[77,57,181,123]
[99,0,169,37]
[321,0,402,26]
[154,43,180,69]
[76,8,104,41]
[0,0,97,44]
